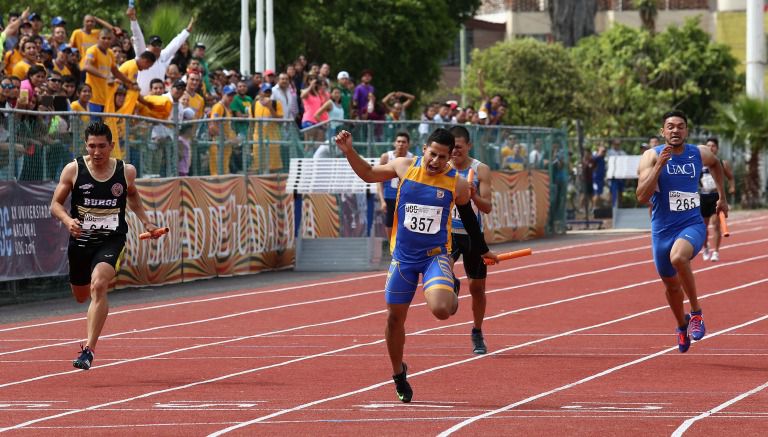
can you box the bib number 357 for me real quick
[669,191,700,212]
[404,203,442,234]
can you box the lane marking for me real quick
[437,313,768,436]
[1,239,766,431]
[1,246,767,392]
[4,232,766,360]
[201,279,768,436]
[671,379,768,436]
[2,218,763,334]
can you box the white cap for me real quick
[337,71,350,80]
[181,107,196,120]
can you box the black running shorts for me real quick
[700,192,718,218]
[450,233,487,279]
[68,235,127,286]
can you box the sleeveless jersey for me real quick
[381,150,414,200]
[70,157,129,246]
[391,157,458,263]
[699,159,722,195]
[450,158,482,235]
[650,144,704,234]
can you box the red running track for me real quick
[1,211,767,436]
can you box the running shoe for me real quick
[701,247,711,261]
[450,275,461,315]
[393,362,413,403]
[73,344,94,370]
[471,328,487,354]
[688,311,706,341]
[710,251,719,262]
[676,326,691,353]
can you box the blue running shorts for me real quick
[652,223,706,278]
[385,254,455,304]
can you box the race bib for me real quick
[404,203,442,234]
[82,212,119,230]
[668,191,700,212]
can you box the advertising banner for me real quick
[0,181,69,280]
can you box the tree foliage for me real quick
[709,96,768,208]
[572,18,742,137]
[462,38,588,127]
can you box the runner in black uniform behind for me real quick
[50,121,158,370]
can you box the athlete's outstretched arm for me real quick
[335,130,404,183]
[636,147,668,204]
[124,164,159,233]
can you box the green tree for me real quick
[709,96,768,208]
[461,38,588,127]
[572,19,742,138]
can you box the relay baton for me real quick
[484,248,533,265]
[139,227,169,240]
[466,168,474,185]
[718,211,730,237]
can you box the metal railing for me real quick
[0,108,569,233]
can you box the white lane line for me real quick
[671,379,768,436]
[3,230,765,357]
[0,233,655,333]
[203,278,768,437]
[0,218,763,334]
[2,271,766,433]
[0,233,675,355]
[1,245,766,391]
[437,311,768,436]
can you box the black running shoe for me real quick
[450,275,461,315]
[471,328,487,354]
[393,362,413,403]
[73,345,94,370]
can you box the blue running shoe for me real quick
[676,326,691,353]
[73,345,94,370]
[688,311,706,341]
[393,362,413,403]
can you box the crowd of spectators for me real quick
[0,7,516,181]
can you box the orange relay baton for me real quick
[139,227,170,240]
[484,248,533,265]
[718,211,729,237]
[466,168,474,185]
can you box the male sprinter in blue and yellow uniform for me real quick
[448,125,493,354]
[51,122,159,370]
[636,110,728,353]
[335,128,497,403]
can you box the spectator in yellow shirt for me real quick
[82,28,135,118]
[69,15,116,70]
[251,83,284,172]
[184,71,205,120]
[208,85,238,175]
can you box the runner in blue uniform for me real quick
[50,122,159,370]
[335,128,498,403]
[448,125,493,354]
[636,110,728,353]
